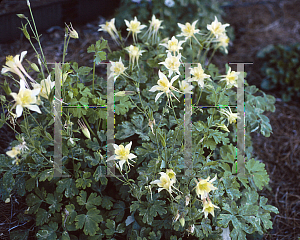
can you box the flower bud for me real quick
[31,63,40,72]
[16,14,26,19]
[179,217,185,227]
[78,119,91,139]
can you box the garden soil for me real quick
[0,0,299,239]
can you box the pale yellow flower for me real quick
[202,199,219,218]
[126,45,146,69]
[1,51,35,86]
[109,57,128,81]
[6,146,21,158]
[216,33,230,54]
[159,36,184,55]
[179,80,194,94]
[166,169,176,183]
[143,15,163,43]
[149,70,181,103]
[159,52,181,77]
[188,63,211,88]
[32,75,55,99]
[10,79,41,118]
[220,67,240,88]
[124,16,147,43]
[218,107,241,124]
[194,174,218,200]
[65,22,78,39]
[207,16,230,38]
[98,18,118,41]
[177,20,200,41]
[106,141,137,172]
[150,172,173,193]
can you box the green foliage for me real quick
[257,43,300,101]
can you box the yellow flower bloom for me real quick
[194,174,218,200]
[218,107,241,125]
[98,18,118,41]
[202,199,219,218]
[159,36,184,55]
[1,51,35,86]
[220,67,240,88]
[6,146,21,158]
[166,169,176,183]
[124,16,147,43]
[10,79,41,118]
[144,15,163,42]
[179,80,194,94]
[107,141,137,172]
[159,52,181,77]
[149,70,181,103]
[216,33,230,54]
[150,172,173,193]
[188,63,211,89]
[32,75,55,99]
[207,16,230,38]
[126,45,146,69]
[177,20,200,41]
[65,22,79,39]
[109,57,127,81]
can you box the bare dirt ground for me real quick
[0,0,300,239]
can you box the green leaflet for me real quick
[36,222,58,240]
[77,190,102,210]
[245,158,269,190]
[56,178,79,198]
[75,208,103,236]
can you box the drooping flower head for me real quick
[194,174,218,200]
[109,57,128,81]
[159,52,181,77]
[126,45,146,69]
[149,70,181,103]
[216,33,230,54]
[65,22,79,39]
[188,63,211,89]
[166,169,176,183]
[124,16,147,43]
[10,79,41,118]
[106,141,137,172]
[6,146,21,159]
[150,172,173,193]
[1,51,36,87]
[159,36,184,55]
[144,15,163,43]
[78,119,91,139]
[98,18,118,41]
[179,80,194,94]
[32,74,55,99]
[177,20,200,42]
[220,67,240,88]
[207,16,230,38]
[202,198,219,218]
[218,107,241,125]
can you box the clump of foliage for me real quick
[0,1,277,240]
[256,43,300,102]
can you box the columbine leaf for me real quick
[104,219,115,236]
[36,221,58,240]
[245,158,269,190]
[45,192,63,213]
[75,208,103,236]
[76,172,92,189]
[26,193,43,214]
[108,201,126,223]
[77,190,102,210]
[56,178,79,198]
[36,208,50,226]
[38,169,54,182]
[101,196,114,210]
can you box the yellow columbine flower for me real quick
[202,199,219,218]
[149,70,181,103]
[144,15,163,42]
[32,74,55,99]
[6,146,21,158]
[188,63,211,89]
[1,51,35,86]
[124,16,147,43]
[177,20,200,41]
[179,80,194,94]
[109,57,128,81]
[10,79,41,118]
[218,107,241,125]
[107,141,137,172]
[207,16,230,38]
[159,52,181,77]
[126,45,146,69]
[150,172,173,193]
[98,18,118,41]
[65,22,79,39]
[159,36,184,55]
[194,174,218,200]
[216,33,230,54]
[220,67,240,88]
[166,169,176,183]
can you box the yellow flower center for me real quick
[18,89,34,106]
[6,55,14,64]
[227,73,237,83]
[183,23,194,37]
[130,22,140,33]
[205,204,214,213]
[198,181,210,192]
[114,62,125,75]
[115,145,129,160]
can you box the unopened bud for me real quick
[179,217,185,227]
[31,63,40,72]
[16,14,26,19]
[65,22,79,39]
[78,119,91,139]
[185,195,190,206]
